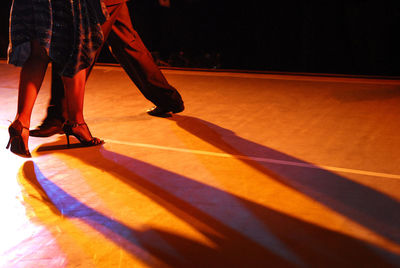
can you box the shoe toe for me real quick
[147,106,170,117]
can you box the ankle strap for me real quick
[65,121,87,128]
[11,120,29,130]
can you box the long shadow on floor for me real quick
[168,115,400,245]
[32,142,400,267]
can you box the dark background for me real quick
[1,0,400,75]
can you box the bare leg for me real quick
[16,40,50,127]
[62,68,87,123]
[62,69,103,145]
[13,40,50,151]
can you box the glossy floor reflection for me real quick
[1,61,400,267]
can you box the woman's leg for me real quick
[12,40,50,151]
[16,40,50,126]
[62,69,103,145]
[62,68,87,123]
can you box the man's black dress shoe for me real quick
[30,118,64,137]
[147,103,184,117]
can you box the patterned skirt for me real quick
[8,0,106,77]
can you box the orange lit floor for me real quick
[1,60,400,267]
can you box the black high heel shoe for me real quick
[62,121,104,147]
[6,120,31,158]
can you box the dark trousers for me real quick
[47,2,183,121]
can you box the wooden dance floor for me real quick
[0,60,400,267]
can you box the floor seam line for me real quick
[105,139,400,180]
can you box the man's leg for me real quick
[106,3,184,116]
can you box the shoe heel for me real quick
[6,137,12,149]
[65,134,70,147]
[7,120,31,158]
